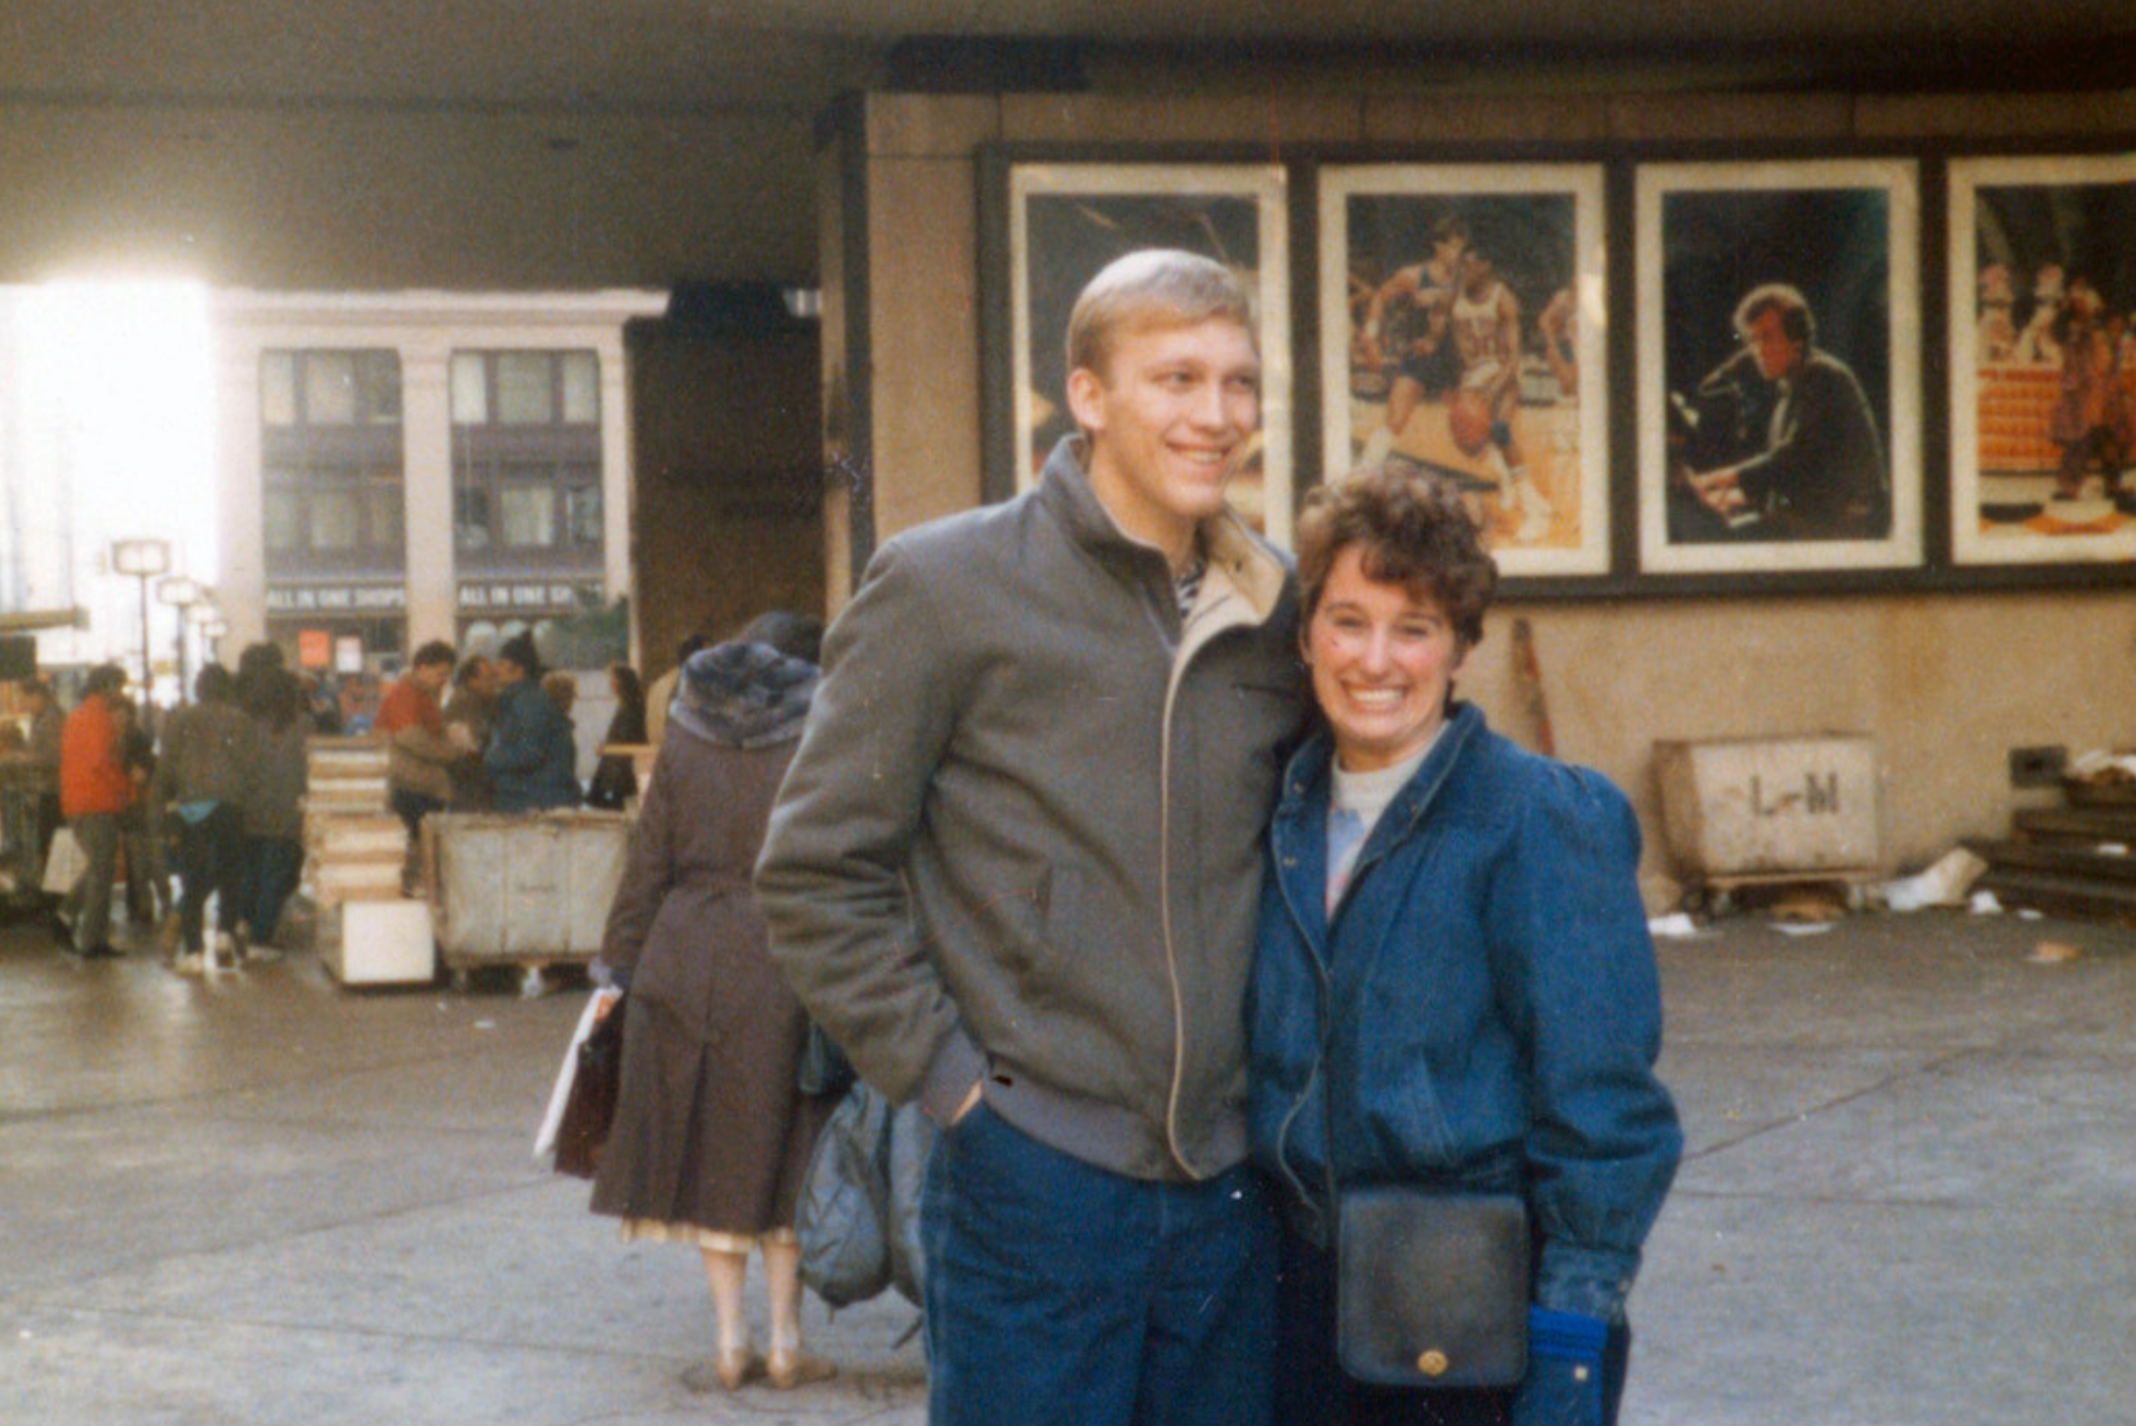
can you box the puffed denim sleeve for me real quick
[1486,765,1682,1323]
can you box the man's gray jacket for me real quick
[756,437,1303,1183]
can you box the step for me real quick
[2011,806,2136,844]
[1976,867,2136,924]
[1965,838,2136,884]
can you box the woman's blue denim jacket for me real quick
[1247,702,1682,1323]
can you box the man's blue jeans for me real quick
[920,1101,1276,1426]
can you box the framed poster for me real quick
[1636,158,1923,575]
[1318,163,1610,577]
[993,160,1293,545]
[1949,154,2136,564]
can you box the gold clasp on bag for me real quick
[1416,1350,1450,1377]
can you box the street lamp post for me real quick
[158,575,201,702]
[198,610,229,672]
[110,538,171,692]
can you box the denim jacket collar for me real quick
[1270,701,1489,956]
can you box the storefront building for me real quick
[214,292,663,684]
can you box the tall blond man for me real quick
[757,250,1304,1426]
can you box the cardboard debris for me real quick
[1768,891,1844,923]
[1883,847,1990,912]
[2026,940,2082,964]
[2067,749,2136,784]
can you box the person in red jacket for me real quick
[58,664,134,958]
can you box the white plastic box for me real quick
[323,899,436,986]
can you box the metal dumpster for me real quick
[424,810,628,987]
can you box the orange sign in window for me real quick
[297,628,331,670]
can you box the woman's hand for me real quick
[1511,1308,1613,1426]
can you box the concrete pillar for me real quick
[215,336,268,652]
[400,344,455,649]
[596,329,635,658]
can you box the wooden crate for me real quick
[305,736,390,815]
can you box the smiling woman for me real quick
[4,280,218,674]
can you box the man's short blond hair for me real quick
[1065,249,1255,383]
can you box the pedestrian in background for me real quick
[442,655,499,809]
[643,633,708,750]
[591,612,836,1393]
[585,662,646,811]
[238,665,307,953]
[22,676,63,869]
[153,664,259,974]
[112,693,166,930]
[541,669,578,720]
[484,633,580,812]
[377,642,467,893]
[57,664,131,959]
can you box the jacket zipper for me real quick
[1270,806,1334,1232]
[1158,568,1250,1179]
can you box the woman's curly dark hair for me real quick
[1294,463,1499,648]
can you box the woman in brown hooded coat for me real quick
[589,613,836,1392]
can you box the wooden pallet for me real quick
[1683,868,1879,915]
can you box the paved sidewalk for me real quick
[1,903,2132,1424]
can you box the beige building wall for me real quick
[831,88,2136,882]
[212,290,664,656]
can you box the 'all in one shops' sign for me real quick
[456,580,604,614]
[266,584,407,614]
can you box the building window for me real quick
[306,353,358,424]
[496,353,554,424]
[454,486,492,551]
[451,349,604,582]
[565,484,601,548]
[500,483,556,547]
[310,487,360,550]
[263,489,303,551]
[260,350,405,578]
[450,353,488,425]
[261,352,298,427]
[561,352,600,423]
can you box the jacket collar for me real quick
[1036,433,1290,632]
[1268,702,1487,957]
[1273,703,1488,878]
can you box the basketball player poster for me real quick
[1948,154,2136,566]
[997,162,1292,545]
[1319,164,1609,577]
[1636,158,1923,576]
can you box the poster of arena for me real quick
[1001,162,1292,546]
[1948,155,2136,565]
[1636,158,1923,576]
[1318,164,1609,577]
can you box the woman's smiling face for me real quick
[1305,544,1467,773]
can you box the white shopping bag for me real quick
[533,986,621,1161]
[41,826,86,895]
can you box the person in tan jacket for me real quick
[375,641,467,892]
